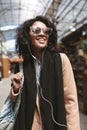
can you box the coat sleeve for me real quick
[60,53,81,130]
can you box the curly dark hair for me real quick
[16,15,57,58]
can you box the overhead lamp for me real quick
[70,26,76,32]
[82,31,86,36]
[0,25,19,31]
[82,29,87,36]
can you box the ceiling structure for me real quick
[0,0,53,42]
[0,0,87,50]
[46,0,87,41]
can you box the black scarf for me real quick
[13,49,67,130]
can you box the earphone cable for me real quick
[40,87,67,128]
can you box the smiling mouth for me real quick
[38,39,45,43]
[36,36,47,43]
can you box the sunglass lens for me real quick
[34,27,41,34]
[31,27,41,34]
[44,28,53,35]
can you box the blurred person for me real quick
[10,15,80,130]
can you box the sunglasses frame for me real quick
[30,26,53,36]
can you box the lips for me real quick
[36,36,46,43]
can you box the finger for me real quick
[11,72,23,81]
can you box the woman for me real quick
[10,15,80,130]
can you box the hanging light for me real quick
[70,26,76,32]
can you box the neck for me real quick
[32,48,43,61]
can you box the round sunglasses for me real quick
[30,26,53,36]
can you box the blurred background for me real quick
[0,0,87,129]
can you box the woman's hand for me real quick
[11,72,23,93]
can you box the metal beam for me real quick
[45,0,62,19]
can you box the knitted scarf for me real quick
[13,49,67,130]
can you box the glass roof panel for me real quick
[0,0,87,43]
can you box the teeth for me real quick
[39,39,44,42]
[37,37,45,42]
[37,36,46,40]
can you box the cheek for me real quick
[29,33,34,39]
[30,38,36,46]
[29,33,36,43]
[46,37,49,44]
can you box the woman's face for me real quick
[29,21,52,51]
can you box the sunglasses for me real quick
[30,26,53,36]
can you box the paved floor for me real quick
[0,78,87,130]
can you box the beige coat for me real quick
[32,53,80,130]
